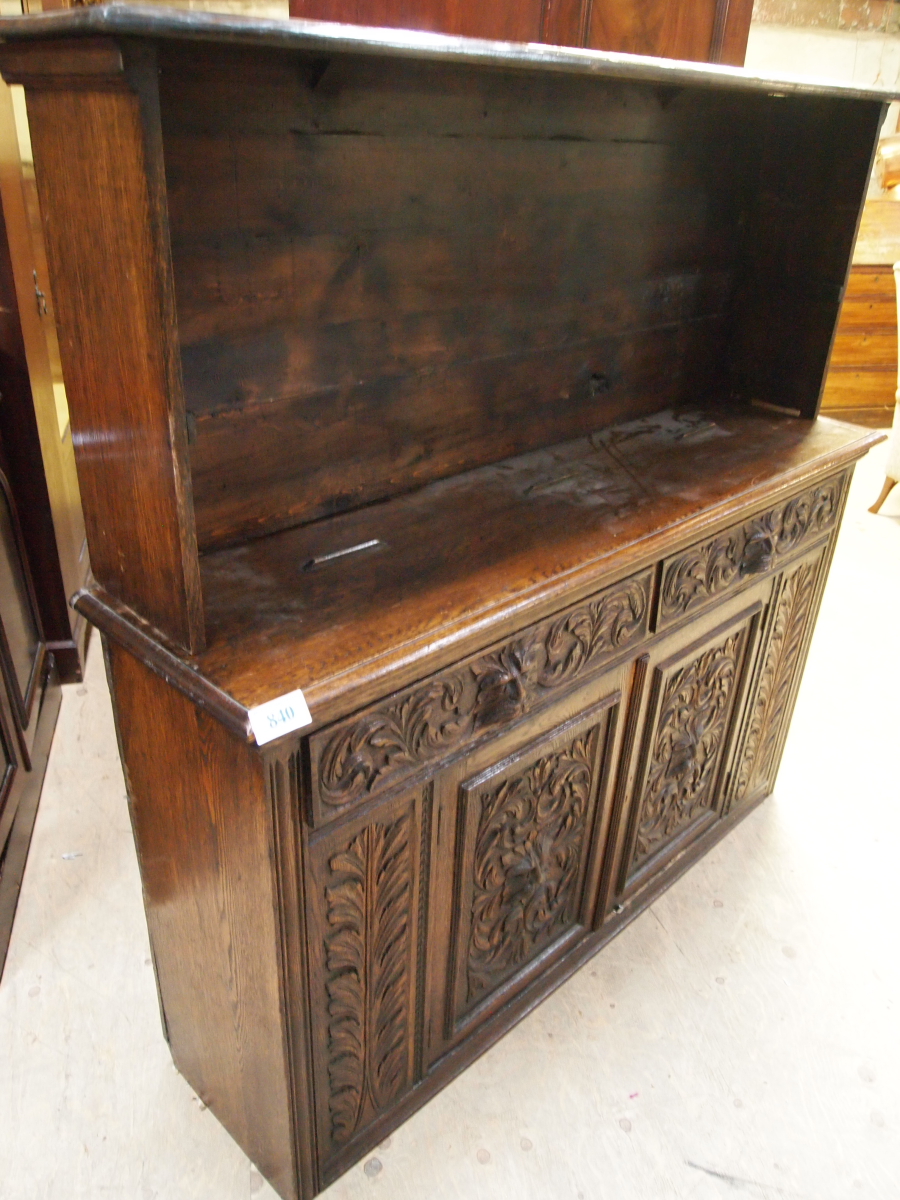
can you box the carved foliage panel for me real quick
[450,706,612,1028]
[306,790,423,1166]
[310,569,651,825]
[658,473,844,628]
[623,617,751,890]
[730,550,823,809]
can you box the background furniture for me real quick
[0,53,89,980]
[822,123,900,428]
[869,260,900,512]
[288,0,754,63]
[0,7,885,1196]
[0,421,60,978]
[0,70,90,684]
[820,262,898,426]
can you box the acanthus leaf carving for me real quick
[660,476,843,623]
[733,557,819,805]
[322,811,413,1150]
[316,573,649,813]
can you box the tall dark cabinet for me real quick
[0,6,887,1196]
[0,420,60,976]
[289,0,755,64]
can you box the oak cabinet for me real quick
[0,8,888,1197]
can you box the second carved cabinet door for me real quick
[607,593,767,912]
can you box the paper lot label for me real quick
[248,689,313,746]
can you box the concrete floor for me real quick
[1,441,898,1200]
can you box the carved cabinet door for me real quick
[304,785,428,1176]
[422,664,629,1067]
[604,593,766,912]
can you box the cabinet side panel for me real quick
[105,641,298,1200]
[729,95,884,419]
[5,42,204,652]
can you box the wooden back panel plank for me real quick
[0,40,205,652]
[160,46,760,549]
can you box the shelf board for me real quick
[77,407,880,733]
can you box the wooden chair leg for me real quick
[869,476,898,514]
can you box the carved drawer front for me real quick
[309,567,652,827]
[443,696,618,1040]
[728,547,826,813]
[304,787,427,1172]
[657,472,846,631]
[615,606,759,901]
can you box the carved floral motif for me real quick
[732,557,819,806]
[322,813,412,1148]
[660,476,842,624]
[631,632,743,870]
[467,731,596,1004]
[315,573,649,814]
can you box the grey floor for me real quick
[1,441,898,1200]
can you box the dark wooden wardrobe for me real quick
[289,0,755,64]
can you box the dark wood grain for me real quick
[0,15,887,1200]
[6,40,205,653]
[728,95,885,420]
[587,0,718,61]
[73,411,881,733]
[290,0,544,40]
[159,45,751,548]
[193,411,876,722]
[105,640,300,1199]
[287,0,751,63]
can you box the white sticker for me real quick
[248,688,313,746]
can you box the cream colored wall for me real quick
[746,21,900,260]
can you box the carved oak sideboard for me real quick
[0,8,886,1197]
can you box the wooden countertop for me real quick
[77,409,883,737]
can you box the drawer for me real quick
[657,472,846,630]
[308,567,653,827]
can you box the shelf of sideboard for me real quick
[79,406,881,734]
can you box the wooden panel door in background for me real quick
[289,0,754,64]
